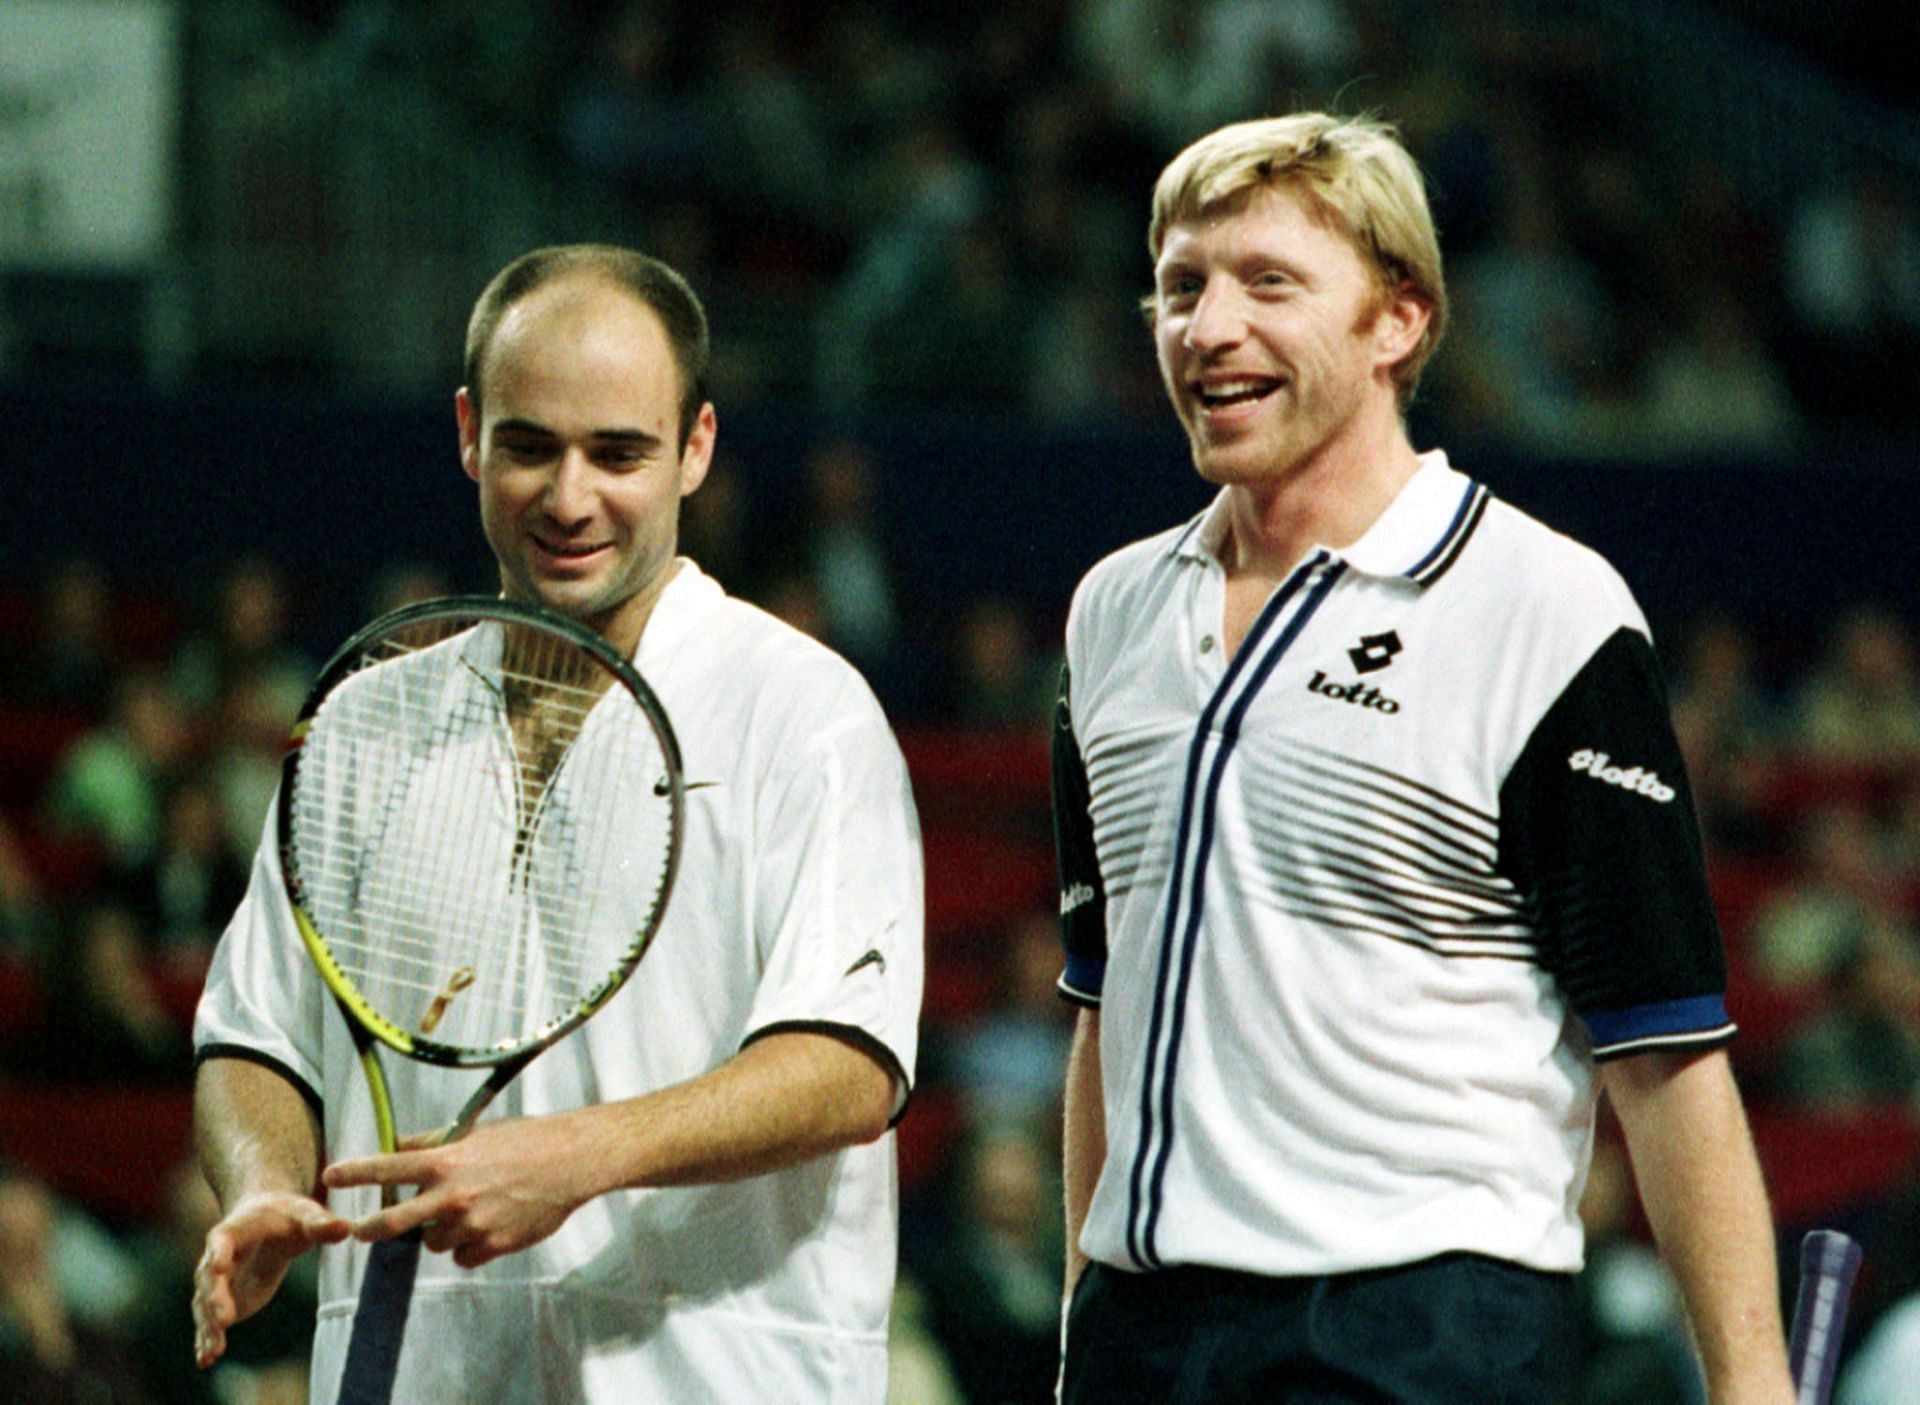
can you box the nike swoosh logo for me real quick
[654,778,722,796]
[844,949,886,977]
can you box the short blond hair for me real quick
[1148,112,1447,406]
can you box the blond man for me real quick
[1051,113,1793,1402]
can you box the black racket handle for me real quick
[335,1230,424,1405]
[1788,1228,1863,1405]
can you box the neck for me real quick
[597,558,682,660]
[1220,413,1421,580]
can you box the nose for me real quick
[542,447,596,525]
[1185,276,1246,354]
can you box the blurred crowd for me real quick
[3,526,1920,1401]
[173,0,1920,443]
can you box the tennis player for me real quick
[190,246,924,1402]
[1051,114,1795,1402]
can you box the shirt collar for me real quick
[634,557,722,672]
[1169,450,1489,588]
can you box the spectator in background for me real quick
[0,1167,152,1403]
[1771,921,1920,1109]
[784,438,912,696]
[1668,609,1781,858]
[206,669,296,855]
[364,560,452,620]
[948,598,1058,731]
[1750,803,1916,995]
[707,14,843,244]
[113,777,250,968]
[677,452,758,599]
[1668,610,1779,763]
[4,556,116,712]
[27,898,188,1084]
[168,556,313,728]
[921,1122,1062,1405]
[1791,605,1920,766]
[1640,287,1800,454]
[949,909,1076,1128]
[1446,187,1630,443]
[43,668,192,866]
[814,118,987,411]
[1784,160,1920,423]
[558,3,712,196]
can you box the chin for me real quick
[1189,439,1276,486]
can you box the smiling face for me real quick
[458,275,714,656]
[1152,182,1426,492]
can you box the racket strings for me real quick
[287,614,676,1056]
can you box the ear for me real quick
[677,402,717,499]
[455,388,482,483]
[1371,287,1432,379]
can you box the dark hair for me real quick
[463,244,711,448]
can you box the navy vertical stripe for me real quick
[1125,552,1342,1267]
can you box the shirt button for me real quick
[1199,635,1216,654]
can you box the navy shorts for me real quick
[1061,1252,1577,1403]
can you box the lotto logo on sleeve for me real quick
[1567,749,1676,803]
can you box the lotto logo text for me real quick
[1567,749,1676,802]
[1306,671,1401,713]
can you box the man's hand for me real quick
[192,1190,350,1367]
[323,1114,595,1270]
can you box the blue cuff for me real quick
[1584,994,1735,1058]
[1058,952,1105,1006]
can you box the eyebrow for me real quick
[492,418,665,451]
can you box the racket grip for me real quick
[1788,1228,1864,1405]
[335,1230,424,1405]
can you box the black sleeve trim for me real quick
[1495,627,1727,1021]
[741,1020,914,1128]
[1051,663,1108,1001]
[193,1043,325,1120]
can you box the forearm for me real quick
[561,1029,896,1201]
[1604,1050,1793,1403]
[1062,1009,1104,1291]
[195,1056,326,1208]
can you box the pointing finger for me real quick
[324,1150,434,1191]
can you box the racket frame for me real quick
[278,593,684,1079]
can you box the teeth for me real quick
[1198,379,1277,407]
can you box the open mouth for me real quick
[533,539,610,564]
[1194,377,1282,411]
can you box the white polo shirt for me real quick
[1053,451,1731,1279]
[196,561,924,1404]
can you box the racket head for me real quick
[278,595,683,1069]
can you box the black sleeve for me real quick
[1050,664,1107,1007]
[1496,628,1732,1060]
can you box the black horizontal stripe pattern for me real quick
[1234,739,1534,956]
[1086,729,1183,899]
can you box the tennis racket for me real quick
[1788,1228,1863,1405]
[277,596,683,1405]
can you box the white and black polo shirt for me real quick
[1052,450,1732,1279]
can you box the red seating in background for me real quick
[1750,1106,1920,1227]
[0,704,92,812]
[0,1083,194,1224]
